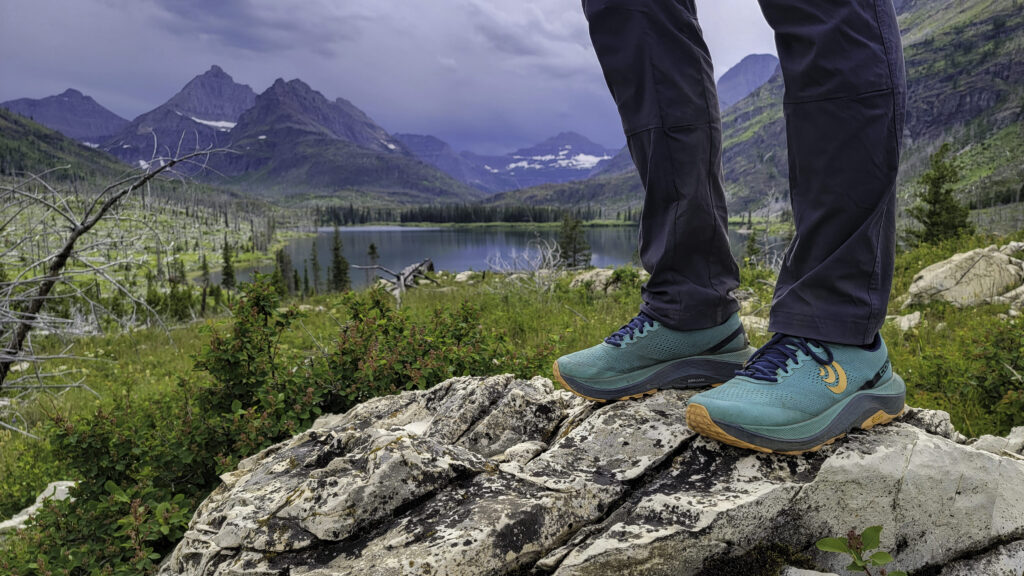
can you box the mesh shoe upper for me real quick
[689,334,893,429]
[556,312,747,380]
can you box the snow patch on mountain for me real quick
[559,153,610,170]
[189,116,236,131]
[505,146,610,171]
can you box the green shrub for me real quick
[191,276,328,465]
[0,392,198,576]
[0,435,67,518]
[324,288,552,408]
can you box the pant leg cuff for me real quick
[641,300,739,331]
[768,310,879,346]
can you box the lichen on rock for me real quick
[158,375,1024,576]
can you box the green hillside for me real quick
[219,129,483,207]
[0,108,127,181]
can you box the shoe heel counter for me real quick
[721,330,749,354]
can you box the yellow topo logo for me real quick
[819,362,848,394]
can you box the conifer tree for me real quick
[907,143,974,245]
[330,225,350,292]
[200,253,210,315]
[558,214,591,269]
[366,242,380,286]
[275,248,294,295]
[221,234,235,291]
[310,242,321,295]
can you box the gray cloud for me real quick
[0,0,776,155]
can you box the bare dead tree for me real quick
[352,258,436,307]
[0,148,222,388]
[486,235,564,292]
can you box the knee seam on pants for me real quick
[625,122,715,137]
[783,86,893,106]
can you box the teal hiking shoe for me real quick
[686,333,906,455]
[553,312,755,402]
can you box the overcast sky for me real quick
[0,0,776,154]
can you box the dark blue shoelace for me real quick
[738,333,834,382]
[604,312,655,347]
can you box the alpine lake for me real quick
[217,225,762,290]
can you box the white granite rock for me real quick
[906,245,1024,307]
[158,376,1024,576]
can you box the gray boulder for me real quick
[906,244,1024,307]
[159,376,1024,576]
[570,268,618,293]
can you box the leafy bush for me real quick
[324,288,552,408]
[191,276,329,465]
[0,392,198,576]
[0,435,67,518]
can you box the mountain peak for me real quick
[163,66,256,122]
[266,78,316,95]
[716,53,780,110]
[236,77,395,153]
[511,131,615,159]
[1,89,128,142]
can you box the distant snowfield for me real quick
[189,117,236,131]
[505,146,610,171]
[558,153,609,170]
[82,142,99,148]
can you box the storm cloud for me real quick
[0,0,775,154]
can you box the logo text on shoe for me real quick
[819,362,848,394]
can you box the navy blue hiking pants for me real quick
[583,0,907,346]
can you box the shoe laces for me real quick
[604,312,656,347]
[738,333,834,382]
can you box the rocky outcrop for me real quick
[905,244,1024,308]
[159,375,1024,576]
[569,268,648,294]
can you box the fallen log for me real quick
[351,258,436,306]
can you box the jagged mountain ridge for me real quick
[209,78,480,204]
[0,89,129,145]
[102,65,256,167]
[395,131,618,194]
[233,78,400,154]
[716,54,780,110]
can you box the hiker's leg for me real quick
[759,0,908,345]
[583,0,738,330]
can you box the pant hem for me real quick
[768,311,880,346]
[641,301,739,332]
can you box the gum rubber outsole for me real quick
[685,402,906,455]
